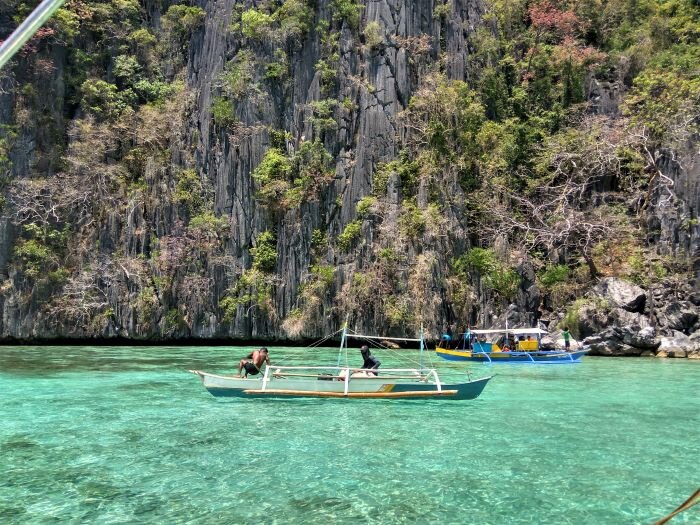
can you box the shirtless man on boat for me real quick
[236,348,270,378]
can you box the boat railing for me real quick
[197,366,459,395]
[268,365,429,372]
[343,368,350,395]
[262,365,441,382]
[269,365,434,379]
[473,351,492,363]
[269,371,431,380]
[426,369,442,391]
[261,364,271,391]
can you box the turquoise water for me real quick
[1,346,698,524]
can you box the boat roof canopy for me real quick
[345,328,548,339]
[470,327,548,335]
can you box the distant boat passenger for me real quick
[441,325,453,348]
[459,326,472,349]
[562,327,571,351]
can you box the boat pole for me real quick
[336,318,348,368]
[419,325,425,370]
[0,0,66,71]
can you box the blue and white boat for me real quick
[191,327,492,400]
[436,328,588,364]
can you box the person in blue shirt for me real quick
[441,325,453,348]
[459,326,472,350]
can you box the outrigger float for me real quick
[436,328,589,364]
[190,327,492,400]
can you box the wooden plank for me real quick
[242,389,459,398]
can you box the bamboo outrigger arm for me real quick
[653,487,700,525]
[0,0,66,71]
[242,389,460,398]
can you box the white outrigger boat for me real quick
[190,327,492,400]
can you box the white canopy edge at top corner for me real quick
[345,333,423,342]
[469,327,549,335]
[0,0,67,71]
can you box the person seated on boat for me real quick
[522,335,536,351]
[236,347,270,378]
[358,345,380,376]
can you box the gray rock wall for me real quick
[0,0,697,351]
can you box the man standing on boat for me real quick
[562,328,571,351]
[236,347,270,378]
[441,325,453,349]
[359,345,381,376]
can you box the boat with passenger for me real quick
[190,326,493,400]
[435,327,588,363]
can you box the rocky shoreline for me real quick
[548,277,699,359]
[5,275,697,363]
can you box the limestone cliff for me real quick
[0,0,697,354]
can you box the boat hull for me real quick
[191,371,492,400]
[436,348,589,363]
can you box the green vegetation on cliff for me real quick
[0,0,696,340]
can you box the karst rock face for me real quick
[0,0,697,346]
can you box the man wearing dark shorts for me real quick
[236,347,270,378]
[562,328,571,351]
[359,345,381,376]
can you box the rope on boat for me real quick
[343,334,422,342]
[249,325,470,381]
[653,487,700,525]
[304,327,344,349]
[344,328,474,381]
[251,327,345,366]
[346,329,443,373]
[345,328,427,369]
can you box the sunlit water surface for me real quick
[1,345,698,524]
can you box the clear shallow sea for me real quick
[0,345,698,525]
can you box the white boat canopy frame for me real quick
[345,333,423,342]
[337,326,428,369]
[346,328,548,338]
[0,0,66,71]
[469,327,548,335]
